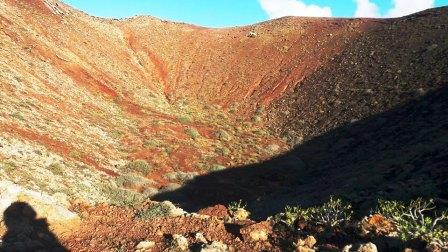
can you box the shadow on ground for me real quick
[0,202,67,252]
[154,85,448,219]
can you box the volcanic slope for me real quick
[0,0,447,250]
[1,0,379,207]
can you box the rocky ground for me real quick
[0,0,447,251]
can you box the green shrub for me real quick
[215,147,231,156]
[281,206,313,227]
[136,202,173,219]
[143,140,162,148]
[376,198,448,247]
[115,173,152,188]
[11,112,25,121]
[228,200,247,215]
[313,196,353,227]
[185,128,201,140]
[69,150,82,159]
[1,161,17,173]
[178,115,193,124]
[273,196,352,228]
[47,162,64,175]
[103,185,145,207]
[124,160,152,175]
[228,200,250,220]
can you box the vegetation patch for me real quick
[177,115,193,124]
[47,162,64,175]
[163,171,198,183]
[115,173,153,189]
[124,160,152,176]
[102,185,145,207]
[375,198,448,247]
[135,201,185,219]
[185,128,201,140]
[136,202,173,219]
[273,196,353,228]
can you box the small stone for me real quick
[342,245,353,252]
[296,236,316,248]
[160,201,186,217]
[247,31,257,38]
[357,242,378,252]
[171,234,189,251]
[195,233,208,244]
[136,240,155,250]
[240,221,272,242]
[201,241,228,252]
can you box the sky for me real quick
[63,0,448,28]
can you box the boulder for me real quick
[357,242,378,252]
[171,234,189,251]
[135,241,155,252]
[240,221,272,242]
[295,236,317,252]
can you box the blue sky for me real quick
[63,0,448,28]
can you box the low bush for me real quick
[228,200,247,215]
[376,198,448,248]
[136,201,185,219]
[115,173,152,188]
[102,185,145,207]
[177,115,193,124]
[124,160,152,176]
[47,162,64,175]
[274,196,353,229]
[136,202,173,219]
[228,200,250,220]
[185,128,201,140]
[163,171,198,182]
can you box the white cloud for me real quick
[354,0,380,17]
[259,0,332,19]
[386,0,435,17]
[354,0,435,18]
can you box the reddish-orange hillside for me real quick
[1,1,448,251]
[1,0,380,110]
[0,0,382,195]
